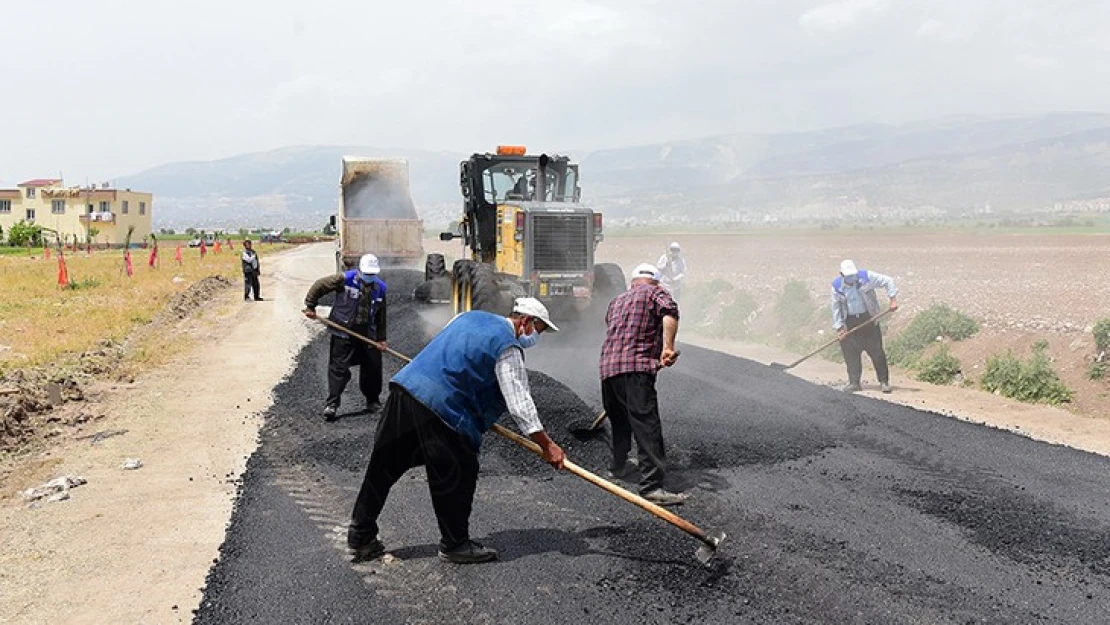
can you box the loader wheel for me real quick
[452,259,477,314]
[425,253,446,282]
[470,262,509,315]
[593,263,627,303]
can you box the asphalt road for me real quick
[195,268,1110,624]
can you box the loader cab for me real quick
[450,146,582,263]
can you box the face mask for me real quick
[843,274,858,286]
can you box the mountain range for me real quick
[113,111,1110,230]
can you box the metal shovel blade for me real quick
[695,530,727,565]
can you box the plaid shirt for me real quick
[598,283,679,380]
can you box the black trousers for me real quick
[243,273,260,300]
[602,372,667,494]
[349,384,479,551]
[327,333,383,407]
[840,312,890,385]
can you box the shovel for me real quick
[567,350,681,437]
[311,317,724,564]
[770,308,895,371]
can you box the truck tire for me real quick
[425,253,447,282]
[470,262,508,315]
[593,263,627,302]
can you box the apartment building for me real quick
[0,178,153,246]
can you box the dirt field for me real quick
[593,231,1110,418]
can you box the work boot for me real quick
[348,537,385,562]
[880,383,893,394]
[842,383,862,393]
[323,405,338,422]
[438,540,498,564]
[606,458,639,480]
[364,397,381,413]
[642,488,689,506]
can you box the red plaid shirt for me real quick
[598,283,679,380]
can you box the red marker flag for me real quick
[214,240,222,254]
[175,244,183,265]
[44,247,51,260]
[199,240,207,258]
[57,252,70,288]
[124,250,134,277]
[148,245,158,268]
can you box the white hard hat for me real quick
[512,297,559,332]
[359,253,381,275]
[669,241,681,252]
[840,259,857,276]
[632,263,661,281]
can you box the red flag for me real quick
[124,250,134,277]
[199,241,207,258]
[175,244,183,265]
[57,253,69,288]
[214,240,222,254]
[228,239,235,250]
[148,245,158,268]
[44,247,51,259]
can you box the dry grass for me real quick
[0,243,288,375]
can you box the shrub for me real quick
[916,345,963,385]
[683,278,735,325]
[887,303,980,367]
[981,342,1072,405]
[714,290,759,339]
[774,280,818,329]
[7,220,42,247]
[1087,360,1107,381]
[1094,318,1110,354]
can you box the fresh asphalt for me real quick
[195,269,1110,624]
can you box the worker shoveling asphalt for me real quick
[311,312,726,565]
[566,350,681,438]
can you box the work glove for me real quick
[889,299,898,311]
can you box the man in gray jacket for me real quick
[241,239,261,301]
[830,259,898,393]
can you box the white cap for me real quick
[669,241,681,251]
[359,253,381,275]
[512,297,559,332]
[840,259,857,276]
[632,263,661,281]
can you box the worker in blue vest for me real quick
[303,253,388,420]
[830,259,898,393]
[346,297,566,564]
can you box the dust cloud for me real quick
[342,172,419,220]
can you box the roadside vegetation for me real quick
[0,242,285,375]
[980,340,1073,405]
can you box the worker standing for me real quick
[303,254,388,420]
[657,242,686,302]
[830,259,899,393]
[241,239,261,301]
[598,263,688,506]
[346,298,566,564]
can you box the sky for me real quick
[3,0,1109,184]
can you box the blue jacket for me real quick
[392,311,519,451]
[830,269,897,330]
[327,270,386,337]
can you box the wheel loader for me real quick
[414,146,626,319]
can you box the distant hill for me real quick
[115,112,1110,229]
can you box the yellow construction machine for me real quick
[414,145,625,319]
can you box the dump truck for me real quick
[330,156,425,272]
[414,145,625,319]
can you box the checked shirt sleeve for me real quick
[495,347,543,436]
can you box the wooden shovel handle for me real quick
[490,424,714,547]
[314,316,413,363]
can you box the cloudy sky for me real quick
[3,0,1108,184]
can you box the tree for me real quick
[0,222,4,243]
[7,220,42,247]
[185,227,197,236]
